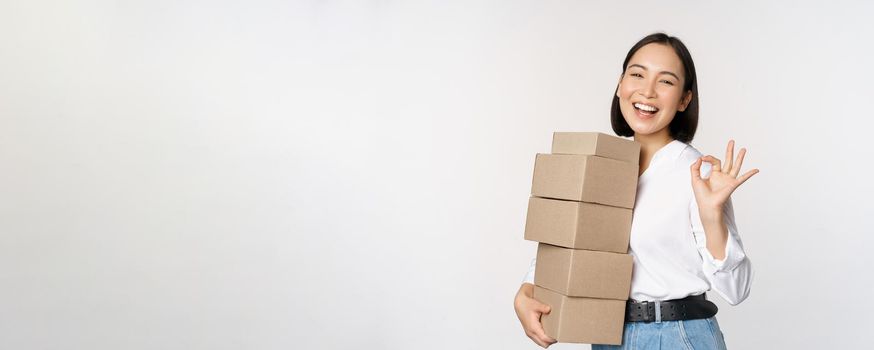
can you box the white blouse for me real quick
[524,140,754,305]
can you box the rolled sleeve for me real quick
[699,223,747,273]
[691,196,754,305]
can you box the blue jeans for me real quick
[592,317,727,350]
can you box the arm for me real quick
[689,140,759,306]
[691,196,754,305]
[515,258,556,348]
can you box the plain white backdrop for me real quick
[1,0,873,349]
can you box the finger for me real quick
[536,303,551,315]
[690,157,704,182]
[532,326,557,346]
[528,324,554,348]
[542,335,557,347]
[701,155,722,173]
[530,311,557,345]
[531,336,547,348]
[527,332,548,348]
[731,148,747,177]
[736,168,759,186]
[724,140,734,174]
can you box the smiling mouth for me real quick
[633,102,659,116]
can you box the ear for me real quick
[678,90,693,112]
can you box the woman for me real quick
[513,33,758,349]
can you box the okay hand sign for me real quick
[690,140,760,211]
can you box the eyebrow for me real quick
[627,64,681,81]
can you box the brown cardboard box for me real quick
[552,132,641,164]
[534,285,626,345]
[531,154,638,208]
[524,196,632,253]
[534,243,632,299]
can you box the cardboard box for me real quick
[534,285,626,345]
[552,132,640,164]
[534,243,632,299]
[531,154,638,208]
[524,196,632,253]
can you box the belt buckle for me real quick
[638,300,662,323]
[640,300,651,323]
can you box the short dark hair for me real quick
[611,33,699,143]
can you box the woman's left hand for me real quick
[690,140,760,212]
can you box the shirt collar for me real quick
[650,139,688,163]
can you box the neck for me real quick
[634,131,674,173]
[636,130,673,154]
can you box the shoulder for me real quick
[672,141,712,175]
[677,142,702,164]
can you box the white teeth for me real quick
[634,103,658,112]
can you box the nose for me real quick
[639,80,657,99]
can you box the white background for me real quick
[2,1,872,349]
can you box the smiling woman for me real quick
[514,33,759,350]
[612,35,698,145]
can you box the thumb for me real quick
[535,301,551,314]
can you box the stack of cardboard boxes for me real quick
[524,132,641,345]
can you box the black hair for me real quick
[611,33,699,143]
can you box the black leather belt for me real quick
[625,293,718,323]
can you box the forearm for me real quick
[699,208,728,261]
[693,198,754,305]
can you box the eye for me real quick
[660,80,675,86]
[630,73,643,78]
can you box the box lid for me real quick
[552,132,640,163]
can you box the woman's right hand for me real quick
[514,283,557,348]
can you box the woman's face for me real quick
[615,43,692,139]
